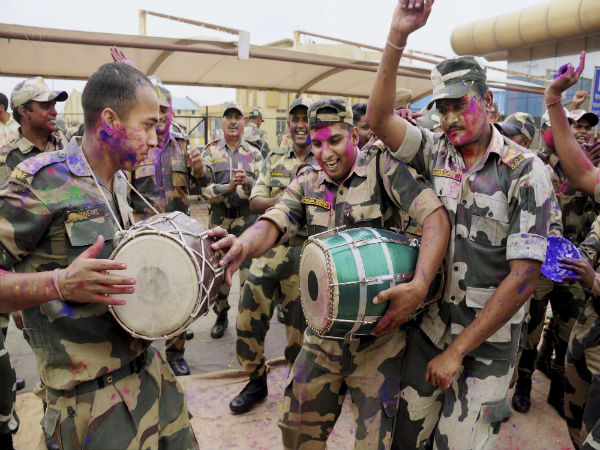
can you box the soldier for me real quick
[0,76,68,450]
[0,93,19,147]
[510,108,588,417]
[230,97,315,414]
[541,51,600,450]
[243,107,270,157]
[351,103,373,149]
[495,112,535,150]
[367,2,555,448]
[0,62,197,450]
[210,97,449,450]
[197,102,263,339]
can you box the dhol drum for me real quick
[299,227,443,338]
[109,211,224,340]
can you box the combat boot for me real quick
[547,364,566,419]
[211,310,228,339]
[536,328,554,378]
[229,373,268,414]
[512,372,532,413]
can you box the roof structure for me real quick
[0,23,545,100]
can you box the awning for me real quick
[0,23,545,99]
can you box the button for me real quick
[106,375,113,384]
[453,266,459,272]
[461,200,467,205]
[67,406,76,417]
[58,151,65,158]
[451,296,456,301]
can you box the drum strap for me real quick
[375,152,407,233]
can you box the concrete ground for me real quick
[5,197,575,449]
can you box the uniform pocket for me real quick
[172,170,188,187]
[469,195,510,246]
[64,217,116,262]
[481,397,511,424]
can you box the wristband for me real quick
[546,97,562,108]
[387,39,406,52]
[53,269,65,301]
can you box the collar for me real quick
[286,144,314,160]
[440,123,504,168]
[64,137,92,177]
[217,138,249,152]
[13,129,62,154]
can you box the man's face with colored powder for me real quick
[354,114,373,149]
[156,103,173,136]
[289,107,310,146]
[310,122,358,183]
[222,110,244,140]
[436,88,491,148]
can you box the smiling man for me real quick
[209,96,449,450]
[196,102,263,339]
[367,1,555,449]
[0,62,197,450]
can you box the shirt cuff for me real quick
[506,233,547,263]
[250,186,270,201]
[258,208,291,245]
[391,123,422,163]
[408,188,443,225]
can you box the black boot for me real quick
[168,357,191,376]
[229,374,268,414]
[15,378,25,391]
[210,311,228,339]
[0,433,15,450]
[547,365,566,419]
[512,373,532,413]
[536,326,554,379]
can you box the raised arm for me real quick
[367,0,433,152]
[546,52,599,197]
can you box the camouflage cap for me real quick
[416,105,442,130]
[394,88,413,109]
[223,101,244,116]
[289,97,313,114]
[10,76,68,109]
[248,107,263,119]
[308,97,354,130]
[541,106,571,128]
[427,56,487,110]
[498,112,536,140]
[154,84,172,107]
[570,109,599,127]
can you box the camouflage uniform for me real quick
[196,137,263,318]
[236,144,316,381]
[0,115,19,147]
[129,121,192,364]
[0,138,197,449]
[515,144,588,391]
[243,121,270,158]
[261,99,442,449]
[564,215,600,449]
[390,116,554,449]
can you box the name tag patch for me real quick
[432,168,462,181]
[301,197,331,210]
[66,206,106,222]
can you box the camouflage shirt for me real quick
[251,144,316,240]
[0,129,63,184]
[196,138,263,209]
[394,124,555,360]
[129,134,190,219]
[536,144,590,244]
[260,147,441,243]
[579,215,600,297]
[243,122,270,157]
[0,138,146,391]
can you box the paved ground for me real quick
[4,197,575,449]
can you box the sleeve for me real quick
[379,151,442,226]
[579,216,600,267]
[250,156,272,200]
[0,182,53,270]
[245,149,264,195]
[506,157,555,262]
[258,172,307,244]
[389,122,437,179]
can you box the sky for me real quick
[1,0,549,110]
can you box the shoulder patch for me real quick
[295,163,315,178]
[17,150,66,176]
[501,147,526,170]
[0,145,15,164]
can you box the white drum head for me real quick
[299,241,338,334]
[110,233,200,339]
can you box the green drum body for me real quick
[299,227,442,338]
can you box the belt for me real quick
[46,351,149,397]
[211,205,251,219]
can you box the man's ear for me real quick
[350,125,359,146]
[484,90,494,113]
[523,138,532,149]
[100,108,119,135]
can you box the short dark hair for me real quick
[471,81,489,99]
[82,62,153,129]
[0,93,8,111]
[12,100,33,125]
[352,103,367,125]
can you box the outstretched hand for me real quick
[208,227,248,287]
[59,235,135,305]
[110,46,138,69]
[390,0,435,38]
[546,51,585,98]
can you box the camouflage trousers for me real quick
[165,333,186,362]
[0,328,19,436]
[43,348,198,450]
[565,300,600,449]
[516,277,584,381]
[236,243,306,380]
[393,327,513,450]
[209,211,255,316]
[279,328,406,450]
